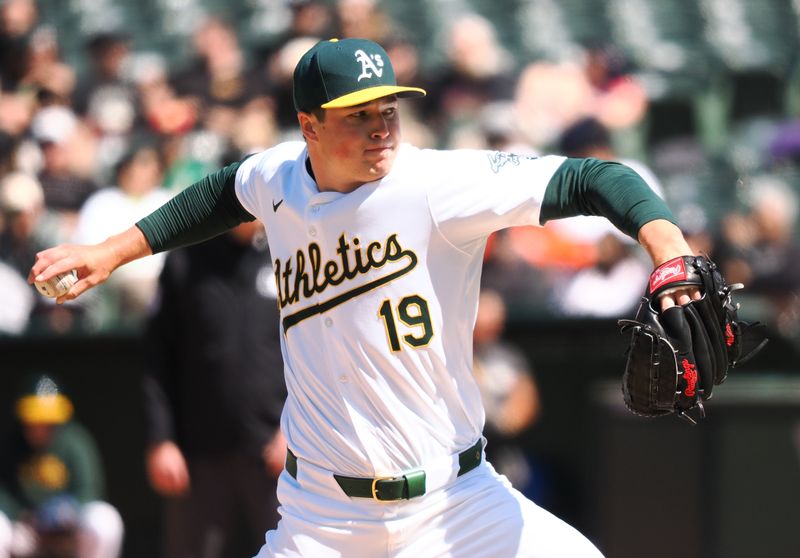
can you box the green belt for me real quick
[285,439,484,502]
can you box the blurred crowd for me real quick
[3,3,800,556]
[0,0,799,345]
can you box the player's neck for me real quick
[305,156,364,194]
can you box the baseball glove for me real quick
[618,255,767,423]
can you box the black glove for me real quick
[618,255,768,423]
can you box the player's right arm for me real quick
[28,226,152,304]
[28,158,256,304]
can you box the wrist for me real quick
[105,226,152,269]
[637,219,693,266]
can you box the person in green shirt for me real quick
[0,374,123,558]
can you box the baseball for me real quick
[35,270,78,298]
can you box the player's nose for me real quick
[370,116,391,139]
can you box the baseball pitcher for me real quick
[29,38,755,557]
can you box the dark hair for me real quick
[114,140,163,182]
[86,31,129,56]
[309,107,326,121]
[558,117,611,156]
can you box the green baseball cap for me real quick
[293,38,426,112]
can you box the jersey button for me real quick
[339,375,349,383]
[324,317,333,327]
[308,226,317,237]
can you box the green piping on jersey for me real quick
[136,158,256,254]
[539,157,676,240]
[276,232,420,332]
[281,248,418,332]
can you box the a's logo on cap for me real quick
[355,49,384,81]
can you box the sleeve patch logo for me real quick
[487,151,520,173]
[649,257,687,293]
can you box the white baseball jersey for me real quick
[235,141,566,478]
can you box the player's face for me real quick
[302,96,401,192]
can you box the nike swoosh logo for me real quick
[281,251,418,332]
[272,199,284,212]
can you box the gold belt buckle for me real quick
[371,476,393,501]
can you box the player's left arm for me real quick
[540,157,696,307]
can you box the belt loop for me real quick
[457,439,483,476]
[286,448,298,479]
[403,469,426,498]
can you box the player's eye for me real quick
[382,107,397,118]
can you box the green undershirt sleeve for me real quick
[539,157,676,240]
[136,159,256,254]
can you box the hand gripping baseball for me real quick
[28,226,153,304]
[29,243,117,303]
[618,255,768,423]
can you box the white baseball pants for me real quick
[253,454,604,558]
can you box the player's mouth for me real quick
[365,144,394,156]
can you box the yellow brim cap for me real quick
[16,394,74,424]
[321,85,427,109]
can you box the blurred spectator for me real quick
[515,44,646,149]
[72,32,138,183]
[32,105,99,238]
[0,259,32,334]
[16,25,75,101]
[473,289,540,493]
[478,101,539,155]
[171,16,271,140]
[335,0,392,42]
[716,176,800,290]
[0,131,18,174]
[0,171,46,274]
[555,231,651,317]
[582,44,648,131]
[258,1,334,133]
[142,222,286,558]
[72,142,171,323]
[0,373,123,558]
[73,32,132,117]
[0,89,35,140]
[125,52,197,142]
[383,35,436,149]
[714,175,800,340]
[0,0,38,92]
[384,34,423,90]
[229,102,279,156]
[480,228,557,316]
[267,36,320,134]
[288,0,334,41]
[257,0,333,62]
[514,58,590,149]
[0,171,80,334]
[423,13,516,145]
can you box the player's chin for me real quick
[364,149,396,177]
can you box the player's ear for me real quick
[297,112,319,143]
